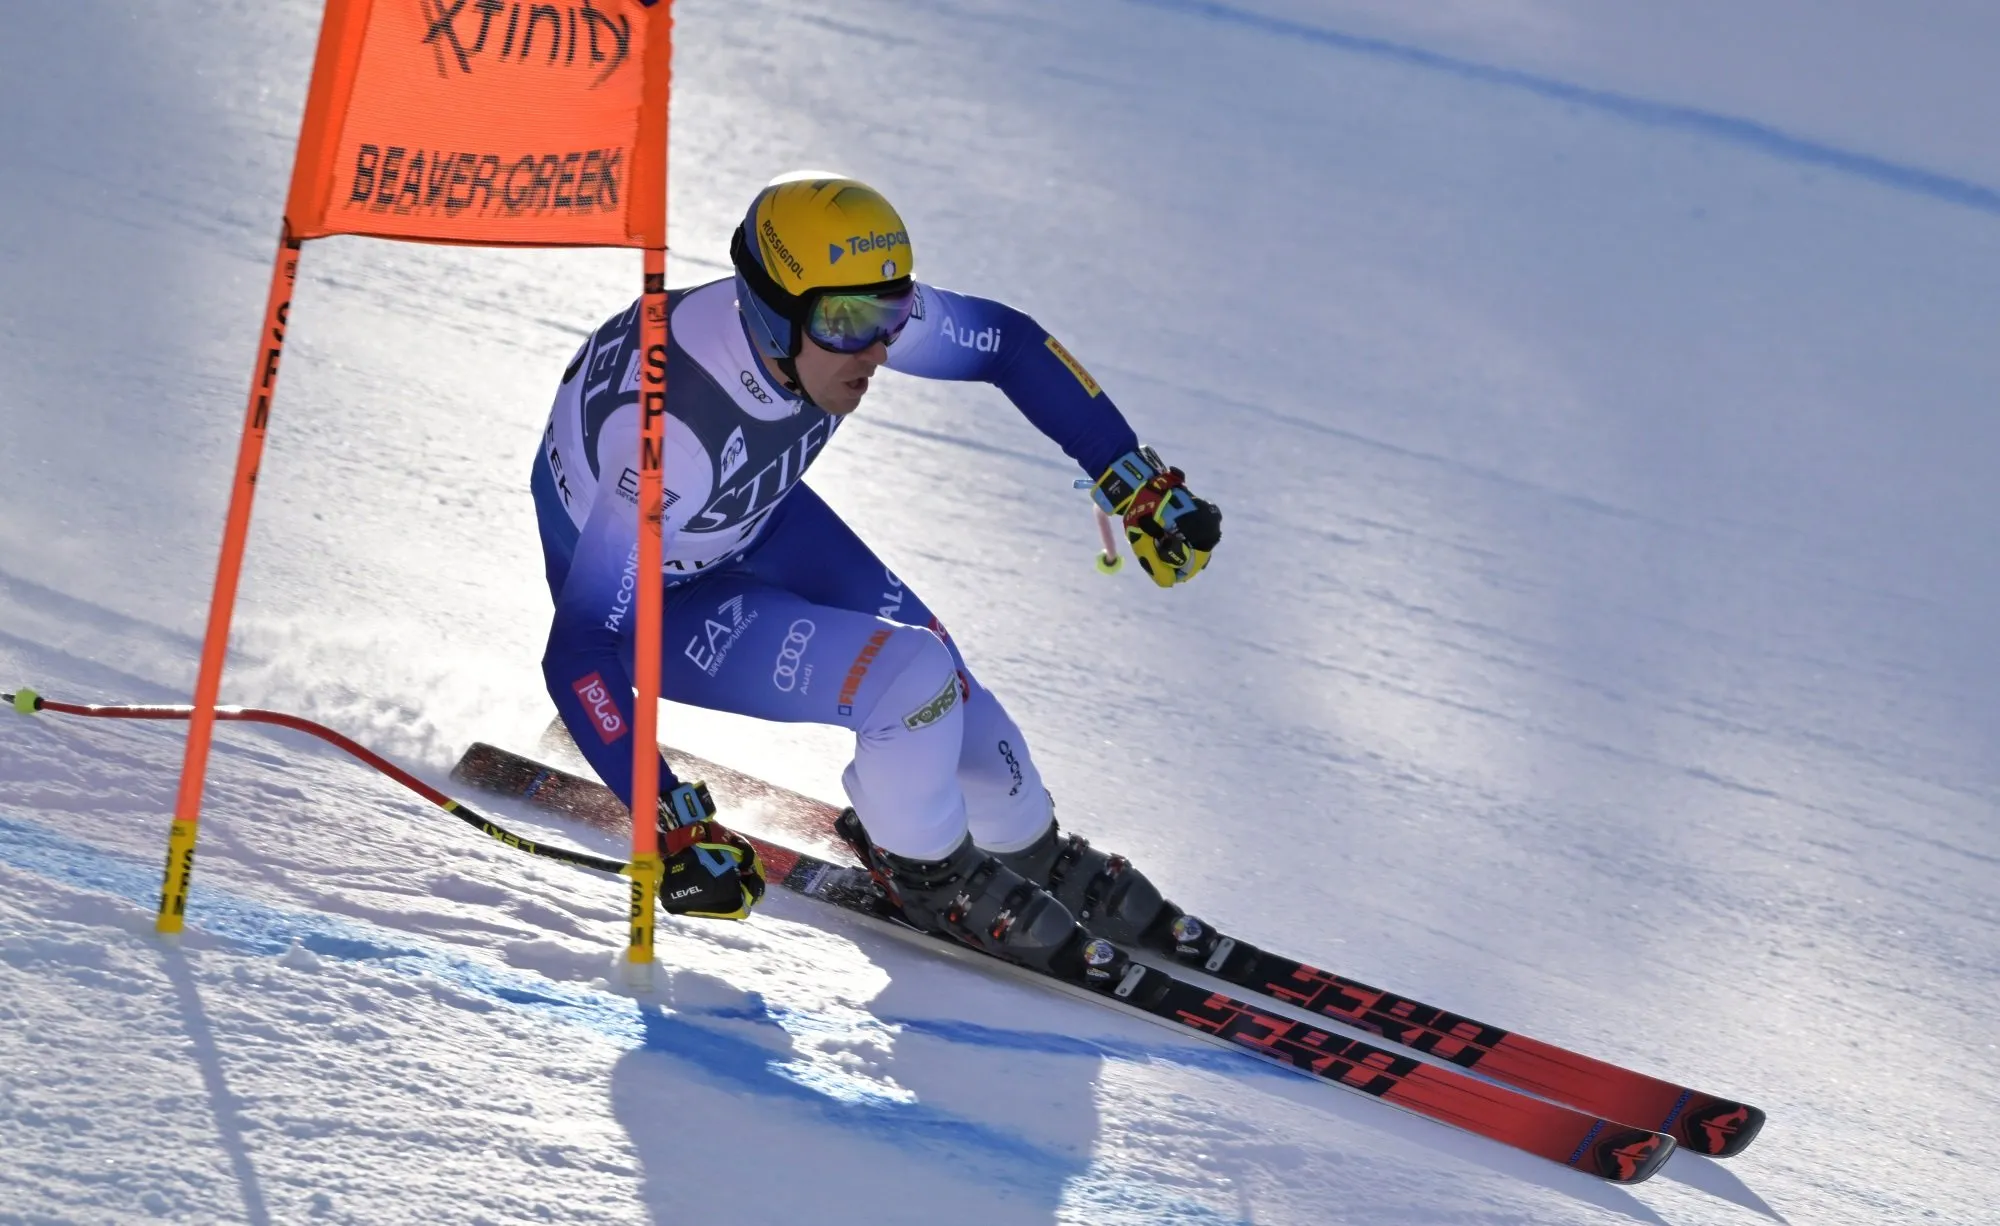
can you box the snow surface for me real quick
[4,1,1997,1222]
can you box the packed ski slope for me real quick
[4,0,1997,1222]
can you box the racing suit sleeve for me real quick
[884,283,1138,477]
[540,407,683,814]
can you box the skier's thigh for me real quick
[660,578,942,730]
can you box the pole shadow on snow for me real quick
[157,946,275,1226]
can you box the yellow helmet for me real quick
[731,171,915,362]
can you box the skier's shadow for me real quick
[610,949,1112,1226]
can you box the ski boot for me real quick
[988,818,1173,949]
[835,810,1128,987]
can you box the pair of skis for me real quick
[449,740,1763,1184]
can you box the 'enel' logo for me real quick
[571,672,626,742]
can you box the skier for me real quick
[533,171,1221,978]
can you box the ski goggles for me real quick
[805,285,917,354]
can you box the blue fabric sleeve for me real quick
[541,462,679,814]
[885,284,1138,477]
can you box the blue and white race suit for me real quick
[533,277,1137,859]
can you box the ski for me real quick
[453,739,1765,1156]
[453,741,1760,1156]
[451,741,1680,1182]
[767,843,1676,1184]
[1149,921,1763,1158]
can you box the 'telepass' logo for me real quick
[827,229,908,264]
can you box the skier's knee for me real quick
[854,626,962,740]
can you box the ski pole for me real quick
[4,688,629,880]
[1093,506,1124,574]
[1073,477,1123,574]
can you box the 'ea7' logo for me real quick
[684,595,755,677]
[421,0,634,86]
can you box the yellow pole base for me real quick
[156,817,201,935]
[625,852,663,964]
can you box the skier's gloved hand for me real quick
[656,781,766,920]
[1092,446,1223,587]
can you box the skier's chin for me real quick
[824,376,870,415]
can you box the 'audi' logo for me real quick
[772,619,815,691]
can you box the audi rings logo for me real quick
[772,619,816,691]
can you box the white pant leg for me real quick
[839,627,969,861]
[957,686,1055,853]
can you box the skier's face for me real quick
[793,335,889,416]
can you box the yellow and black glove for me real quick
[657,781,766,920]
[1092,446,1223,587]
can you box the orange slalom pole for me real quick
[158,227,301,936]
[625,246,670,967]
